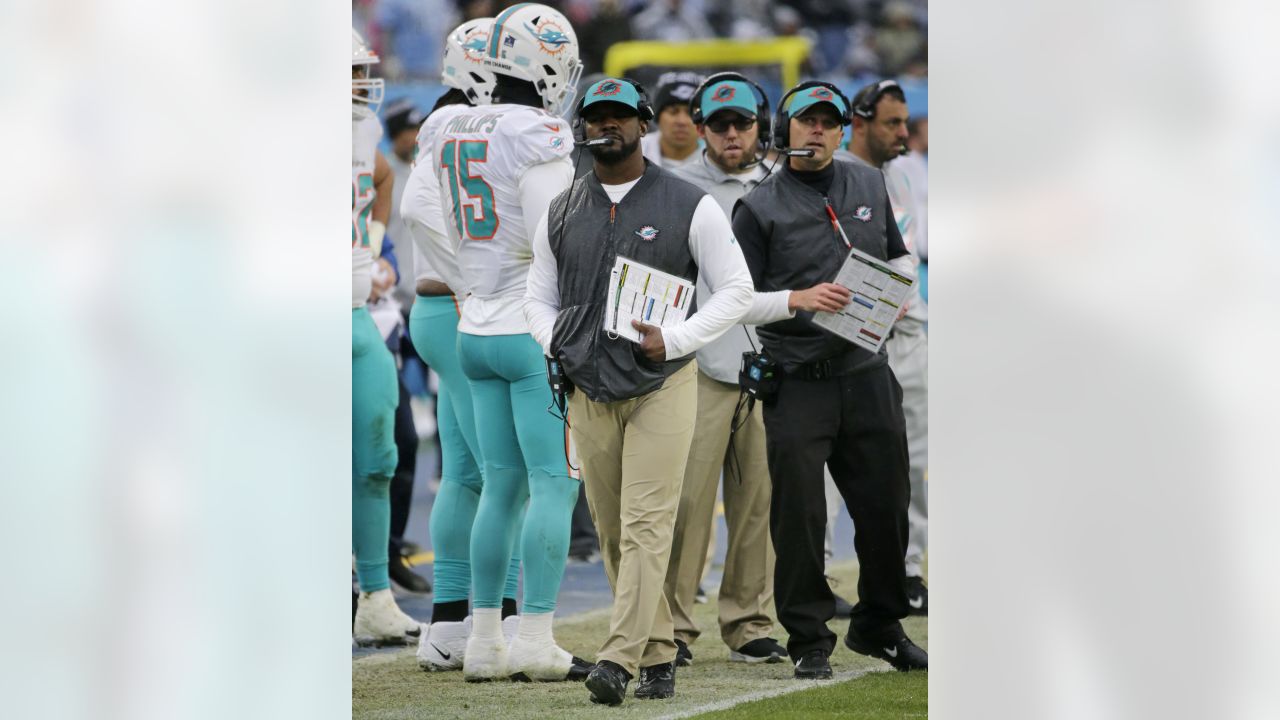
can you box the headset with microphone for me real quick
[771,80,853,158]
[688,71,772,167]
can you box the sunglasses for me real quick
[705,116,757,134]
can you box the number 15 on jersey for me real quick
[440,139,499,241]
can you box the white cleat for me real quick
[463,632,509,682]
[507,635,575,681]
[353,589,423,647]
[417,617,470,671]
[502,615,519,649]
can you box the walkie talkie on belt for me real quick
[546,355,572,418]
[739,351,780,404]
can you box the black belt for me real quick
[790,353,864,381]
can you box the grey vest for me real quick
[737,161,894,373]
[548,161,703,403]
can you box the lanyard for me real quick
[824,198,853,250]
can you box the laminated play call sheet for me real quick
[604,256,694,344]
[813,246,916,354]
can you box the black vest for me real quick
[737,161,894,373]
[548,161,703,403]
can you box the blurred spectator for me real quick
[875,1,925,76]
[461,0,497,21]
[640,72,704,169]
[841,21,883,76]
[579,0,634,76]
[706,0,775,39]
[770,6,820,76]
[779,0,855,73]
[373,0,459,80]
[633,0,715,43]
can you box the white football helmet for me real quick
[352,28,385,117]
[481,4,582,116]
[441,18,497,106]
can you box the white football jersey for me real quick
[429,103,574,335]
[400,104,471,292]
[352,112,383,308]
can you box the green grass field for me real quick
[353,561,927,719]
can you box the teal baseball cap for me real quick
[787,84,849,120]
[697,79,757,121]
[580,78,643,116]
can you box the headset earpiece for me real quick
[850,79,903,120]
[622,78,655,123]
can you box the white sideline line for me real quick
[654,667,888,720]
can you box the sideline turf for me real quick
[686,671,928,719]
[352,561,927,719]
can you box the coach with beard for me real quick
[525,77,753,706]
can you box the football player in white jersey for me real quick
[399,18,527,673]
[351,27,423,647]
[423,3,589,682]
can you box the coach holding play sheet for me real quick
[524,77,752,705]
[732,80,928,679]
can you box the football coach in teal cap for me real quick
[524,76,755,705]
[731,79,929,679]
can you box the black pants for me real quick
[762,361,910,658]
[388,370,417,556]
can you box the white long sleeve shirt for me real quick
[525,187,754,362]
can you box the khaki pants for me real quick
[569,361,698,675]
[663,371,775,650]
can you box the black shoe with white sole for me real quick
[585,660,632,706]
[389,555,433,594]
[844,625,928,671]
[730,637,787,664]
[674,639,692,667]
[793,650,833,679]
[905,575,928,616]
[634,661,675,700]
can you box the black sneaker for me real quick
[634,661,675,700]
[905,576,928,616]
[566,656,594,682]
[793,650,833,679]
[585,660,632,706]
[674,639,693,667]
[844,625,928,672]
[730,637,787,664]
[695,585,708,604]
[389,555,433,594]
